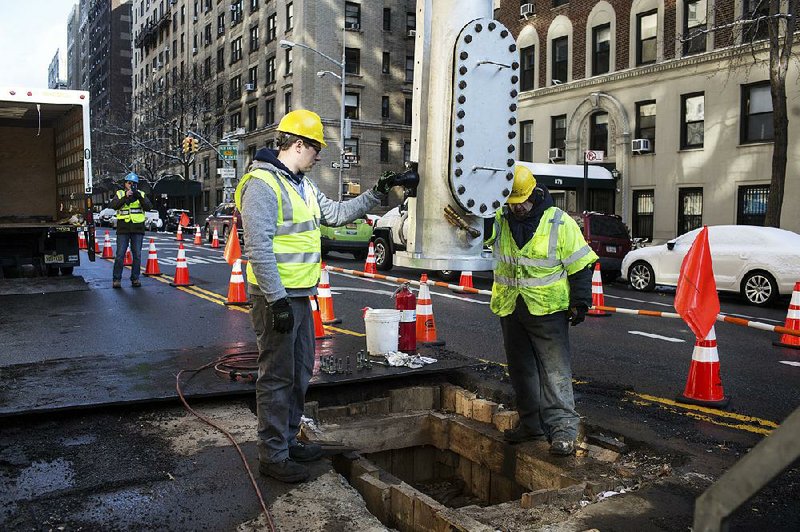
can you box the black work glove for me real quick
[374,171,397,195]
[374,167,420,195]
[269,297,294,334]
[568,304,588,326]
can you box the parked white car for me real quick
[621,225,800,306]
[97,208,116,227]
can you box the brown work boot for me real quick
[289,441,323,462]
[112,280,122,289]
[131,279,142,288]
[259,458,309,483]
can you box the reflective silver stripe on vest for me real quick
[494,269,566,287]
[562,244,593,266]
[548,210,564,258]
[274,252,321,263]
[128,208,143,214]
[275,218,318,236]
[272,174,294,223]
[495,254,561,268]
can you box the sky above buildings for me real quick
[0,0,75,87]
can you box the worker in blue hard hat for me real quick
[109,172,152,288]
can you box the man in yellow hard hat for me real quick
[486,165,597,455]
[235,109,417,482]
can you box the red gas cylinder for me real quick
[394,283,417,353]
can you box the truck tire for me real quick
[374,236,393,271]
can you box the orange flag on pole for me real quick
[179,212,190,227]
[674,226,719,339]
[224,221,242,265]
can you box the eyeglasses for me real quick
[303,141,322,155]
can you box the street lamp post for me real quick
[280,24,347,201]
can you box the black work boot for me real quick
[289,441,323,462]
[259,458,309,483]
[503,425,547,444]
[549,439,575,456]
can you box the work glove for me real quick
[269,297,294,334]
[568,304,588,327]
[373,165,420,195]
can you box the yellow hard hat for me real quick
[277,109,327,147]
[507,165,537,204]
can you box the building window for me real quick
[737,185,770,226]
[632,190,654,240]
[381,95,390,119]
[743,0,770,41]
[380,138,389,162]
[216,83,224,106]
[382,52,390,74]
[267,13,277,42]
[230,112,241,131]
[230,75,241,98]
[551,36,568,85]
[285,48,292,75]
[741,82,773,143]
[551,115,566,149]
[406,12,416,33]
[344,137,359,158]
[404,98,412,125]
[520,120,533,162]
[345,2,361,29]
[635,101,656,152]
[553,0,568,6]
[216,47,224,71]
[683,0,707,55]
[592,24,610,76]
[345,92,360,120]
[637,10,657,65]
[203,57,212,79]
[286,2,293,31]
[681,92,704,149]
[590,112,608,152]
[383,8,391,31]
[284,90,292,114]
[203,190,210,211]
[265,98,275,125]
[248,105,257,131]
[203,157,210,180]
[403,141,411,163]
[405,55,414,82]
[248,65,258,86]
[678,188,703,235]
[266,56,276,83]
[520,45,535,91]
[231,37,242,63]
[216,13,224,36]
[249,25,259,52]
[250,0,259,12]
[216,189,223,205]
[345,48,360,74]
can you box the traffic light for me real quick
[191,137,199,153]
[181,136,192,153]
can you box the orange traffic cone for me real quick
[193,225,203,245]
[587,262,611,317]
[310,296,331,339]
[416,273,444,346]
[102,231,114,259]
[170,243,194,286]
[143,238,162,276]
[318,262,341,324]
[78,230,87,250]
[176,224,183,241]
[458,271,474,290]
[774,282,800,349]
[123,248,133,266]
[364,241,377,274]
[677,327,729,408]
[224,259,249,306]
[211,228,220,248]
[94,231,101,254]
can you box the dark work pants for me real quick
[500,298,579,441]
[251,295,314,464]
[113,232,144,282]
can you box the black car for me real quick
[164,209,194,232]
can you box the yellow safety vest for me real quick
[115,190,146,223]
[234,168,322,289]
[488,206,598,317]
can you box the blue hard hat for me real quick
[124,172,140,183]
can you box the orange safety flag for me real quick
[674,226,719,340]
[179,212,190,227]
[224,221,242,265]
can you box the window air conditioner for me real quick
[193,15,198,22]
[520,4,534,18]
[245,82,255,91]
[217,27,224,35]
[632,138,652,153]
[548,148,564,161]
[230,5,237,10]
[192,47,198,53]
[346,22,360,30]
[407,29,416,37]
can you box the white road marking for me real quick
[605,294,672,307]
[779,361,800,367]
[329,277,490,305]
[628,331,686,343]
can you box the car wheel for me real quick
[741,271,778,307]
[374,237,392,271]
[628,261,655,292]
[437,270,459,282]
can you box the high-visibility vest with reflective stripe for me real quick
[115,190,146,223]
[234,168,322,289]
[488,206,598,317]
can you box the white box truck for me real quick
[0,88,96,277]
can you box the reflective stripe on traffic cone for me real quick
[94,231,101,254]
[310,296,331,339]
[193,225,203,245]
[170,243,194,286]
[224,259,249,306]
[416,273,444,346]
[143,238,162,276]
[123,248,133,266]
[176,224,183,241]
[677,327,729,408]
[78,230,87,250]
[102,231,114,259]
[773,282,800,349]
[364,241,377,274]
[211,228,220,248]
[318,262,341,324]
[458,271,474,290]
[587,262,611,317]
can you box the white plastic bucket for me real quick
[364,308,401,355]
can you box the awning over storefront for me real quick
[516,162,616,190]
[152,176,202,197]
